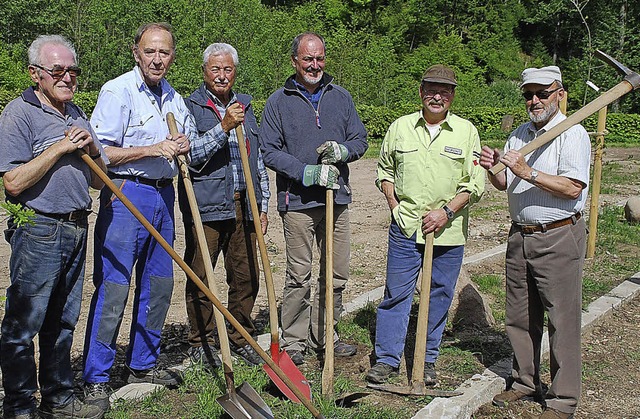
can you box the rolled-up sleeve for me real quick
[457,126,485,205]
[90,90,128,147]
[376,122,397,191]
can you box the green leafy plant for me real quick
[1,201,35,227]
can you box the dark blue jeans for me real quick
[374,220,464,368]
[1,214,88,417]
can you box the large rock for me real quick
[624,196,640,223]
[448,267,496,330]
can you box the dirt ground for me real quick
[1,147,639,417]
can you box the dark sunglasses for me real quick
[522,87,562,101]
[32,64,81,79]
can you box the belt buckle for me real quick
[68,210,88,222]
[521,225,537,234]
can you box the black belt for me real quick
[34,209,91,222]
[514,212,582,234]
[109,174,173,189]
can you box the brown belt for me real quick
[514,212,582,234]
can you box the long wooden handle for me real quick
[234,126,280,347]
[166,114,235,386]
[411,232,434,385]
[78,149,323,418]
[488,80,633,175]
[321,189,335,397]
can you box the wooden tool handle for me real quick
[321,189,335,397]
[411,232,434,386]
[166,113,235,384]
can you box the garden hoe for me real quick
[367,232,463,398]
[234,125,313,403]
[489,49,640,176]
[77,145,324,418]
[167,114,273,419]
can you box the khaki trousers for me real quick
[280,205,350,352]
[184,198,259,347]
[505,217,586,414]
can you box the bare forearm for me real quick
[525,170,583,199]
[103,145,154,166]
[3,143,66,196]
[488,172,507,190]
[380,180,398,211]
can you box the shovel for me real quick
[233,125,312,403]
[321,189,334,397]
[77,152,324,418]
[167,114,273,419]
[368,232,462,398]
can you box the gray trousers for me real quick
[280,205,350,352]
[505,217,586,414]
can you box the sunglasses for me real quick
[522,87,562,101]
[32,64,81,79]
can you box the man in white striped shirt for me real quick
[479,66,590,419]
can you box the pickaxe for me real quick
[488,50,640,175]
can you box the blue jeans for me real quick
[374,220,464,367]
[1,214,88,417]
[83,180,175,383]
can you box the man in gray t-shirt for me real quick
[0,35,106,419]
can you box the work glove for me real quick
[316,141,348,164]
[302,164,340,189]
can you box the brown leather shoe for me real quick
[492,388,530,407]
[538,407,574,419]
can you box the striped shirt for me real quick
[505,111,591,224]
[196,91,270,213]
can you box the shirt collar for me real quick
[133,66,172,99]
[206,89,237,108]
[415,110,453,131]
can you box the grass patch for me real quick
[364,138,382,159]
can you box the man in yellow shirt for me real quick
[366,64,485,385]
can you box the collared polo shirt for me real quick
[377,111,485,245]
[505,111,591,224]
[0,87,104,213]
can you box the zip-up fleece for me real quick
[259,73,368,212]
[179,83,263,223]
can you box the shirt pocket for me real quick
[394,143,420,190]
[439,149,466,180]
[124,112,156,146]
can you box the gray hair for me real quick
[202,43,239,66]
[290,32,325,57]
[134,22,176,50]
[28,35,77,66]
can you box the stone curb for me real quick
[412,274,640,418]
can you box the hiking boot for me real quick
[84,382,111,412]
[492,388,530,407]
[188,344,222,372]
[365,362,399,384]
[126,365,183,387]
[334,340,357,357]
[285,349,305,366]
[39,397,104,419]
[230,341,264,366]
[424,362,437,386]
[538,407,574,419]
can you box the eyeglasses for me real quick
[32,64,81,79]
[423,88,454,99]
[522,87,562,101]
[296,56,325,64]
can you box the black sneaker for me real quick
[229,341,264,366]
[424,362,437,386]
[188,344,222,372]
[365,362,399,384]
[39,397,104,419]
[285,349,305,366]
[126,365,183,387]
[334,340,357,357]
[84,382,111,412]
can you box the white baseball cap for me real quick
[520,66,562,87]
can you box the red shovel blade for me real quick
[263,343,312,403]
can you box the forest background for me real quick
[1,0,639,143]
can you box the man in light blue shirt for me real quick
[82,22,207,411]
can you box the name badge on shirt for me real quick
[444,146,462,155]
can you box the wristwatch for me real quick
[443,205,455,220]
[530,169,539,184]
